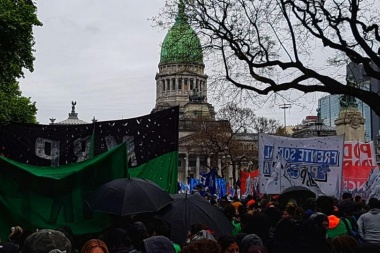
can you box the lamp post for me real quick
[315,120,323,136]
[279,103,291,135]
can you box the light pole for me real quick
[279,103,291,135]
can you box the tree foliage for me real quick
[0,82,37,125]
[185,103,268,181]
[252,116,281,134]
[179,0,380,116]
[0,0,42,84]
[0,0,41,125]
[216,102,255,132]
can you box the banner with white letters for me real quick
[258,133,344,197]
[342,141,377,195]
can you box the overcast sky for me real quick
[19,0,318,125]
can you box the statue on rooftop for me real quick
[189,88,205,103]
[71,101,77,113]
[339,76,358,108]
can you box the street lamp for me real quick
[279,103,291,135]
[315,120,323,136]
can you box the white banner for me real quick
[258,133,344,197]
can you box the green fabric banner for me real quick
[0,143,177,241]
[0,143,127,241]
[129,151,178,194]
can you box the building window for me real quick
[172,78,176,90]
[190,79,194,90]
[196,79,199,89]
[199,81,202,91]
[178,78,182,90]
[162,80,165,91]
[166,79,170,90]
[184,79,188,90]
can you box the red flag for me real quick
[240,169,259,196]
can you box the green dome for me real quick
[160,2,203,65]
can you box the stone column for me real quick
[195,156,200,179]
[217,158,222,176]
[335,107,365,141]
[185,152,189,182]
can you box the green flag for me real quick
[0,143,128,241]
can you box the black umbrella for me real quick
[87,177,173,216]
[279,186,316,206]
[158,193,234,246]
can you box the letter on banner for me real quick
[35,137,60,166]
[105,135,137,166]
[73,136,91,162]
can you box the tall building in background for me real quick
[318,62,379,142]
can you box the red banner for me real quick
[240,170,259,196]
[343,165,373,196]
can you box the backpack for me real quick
[341,218,364,244]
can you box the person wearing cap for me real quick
[246,199,256,215]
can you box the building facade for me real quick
[152,2,258,183]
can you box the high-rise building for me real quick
[318,63,378,142]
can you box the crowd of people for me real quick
[1,192,380,253]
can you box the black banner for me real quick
[0,107,179,167]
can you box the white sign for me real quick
[258,133,345,197]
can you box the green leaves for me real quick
[0,0,42,84]
[0,81,37,125]
[0,0,41,125]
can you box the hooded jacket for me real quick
[326,215,351,239]
[357,208,380,243]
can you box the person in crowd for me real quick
[302,212,334,253]
[327,213,351,239]
[102,228,132,253]
[224,204,241,236]
[127,222,149,253]
[181,239,221,253]
[234,233,247,249]
[280,205,295,220]
[188,229,216,243]
[246,245,267,253]
[246,199,256,215]
[8,226,24,246]
[331,234,358,253]
[218,195,231,212]
[302,198,317,219]
[342,192,353,201]
[239,234,265,253]
[81,239,109,253]
[315,195,351,239]
[217,235,239,253]
[186,224,214,243]
[293,207,305,222]
[240,212,270,247]
[142,236,176,253]
[357,198,380,244]
[22,229,72,253]
[269,206,305,253]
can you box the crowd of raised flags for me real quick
[178,168,259,200]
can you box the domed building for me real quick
[152,1,215,119]
[152,1,221,182]
[50,101,88,125]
